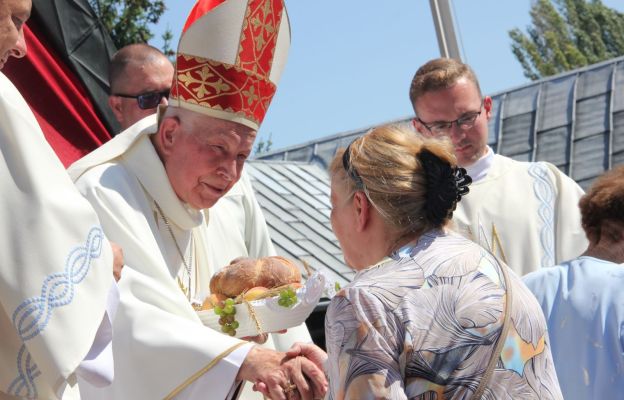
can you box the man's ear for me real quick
[108,96,124,125]
[353,191,371,232]
[156,116,181,157]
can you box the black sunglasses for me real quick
[113,89,170,110]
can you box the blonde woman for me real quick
[321,124,562,399]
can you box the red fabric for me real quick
[183,0,226,32]
[3,23,112,167]
[173,55,276,126]
[238,0,284,77]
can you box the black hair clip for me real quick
[418,149,472,226]
[453,167,472,201]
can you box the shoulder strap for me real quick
[470,262,513,399]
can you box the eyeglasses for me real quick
[417,103,483,136]
[113,89,170,110]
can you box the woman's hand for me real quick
[252,342,328,399]
[286,342,328,367]
[238,346,327,400]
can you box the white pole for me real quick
[429,0,462,60]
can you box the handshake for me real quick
[237,342,328,400]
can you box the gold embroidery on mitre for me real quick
[177,66,231,99]
[251,0,277,50]
[236,0,282,75]
[174,52,277,128]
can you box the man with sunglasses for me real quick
[108,43,173,131]
[409,58,587,276]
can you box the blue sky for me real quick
[151,0,623,151]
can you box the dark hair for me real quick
[579,165,624,243]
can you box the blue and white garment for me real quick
[325,230,563,399]
[452,150,587,276]
[0,73,114,399]
[524,256,624,400]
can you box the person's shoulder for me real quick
[74,159,128,185]
[73,160,135,202]
[522,262,566,291]
[493,154,556,173]
[498,156,580,189]
[485,153,530,180]
[328,283,392,324]
[341,261,407,300]
[573,257,624,284]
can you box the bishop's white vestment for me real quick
[0,73,115,399]
[69,115,310,399]
[453,149,587,276]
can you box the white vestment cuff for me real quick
[74,281,120,388]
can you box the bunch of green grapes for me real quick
[214,298,239,336]
[277,287,298,308]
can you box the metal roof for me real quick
[246,160,354,286]
[257,56,624,190]
[249,56,624,282]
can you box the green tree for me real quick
[161,25,176,61]
[509,0,624,80]
[89,0,168,49]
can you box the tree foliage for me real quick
[89,0,167,49]
[509,0,624,80]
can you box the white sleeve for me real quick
[74,281,120,387]
[172,343,253,400]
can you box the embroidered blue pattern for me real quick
[8,226,104,398]
[528,163,555,268]
[8,345,41,398]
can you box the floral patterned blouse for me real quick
[325,230,562,399]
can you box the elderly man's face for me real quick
[159,114,256,210]
[110,58,174,130]
[0,0,30,69]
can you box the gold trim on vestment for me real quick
[491,223,508,264]
[163,341,249,399]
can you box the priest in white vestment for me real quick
[68,1,325,399]
[410,58,587,275]
[0,0,120,398]
[104,29,313,395]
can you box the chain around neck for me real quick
[154,201,195,300]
